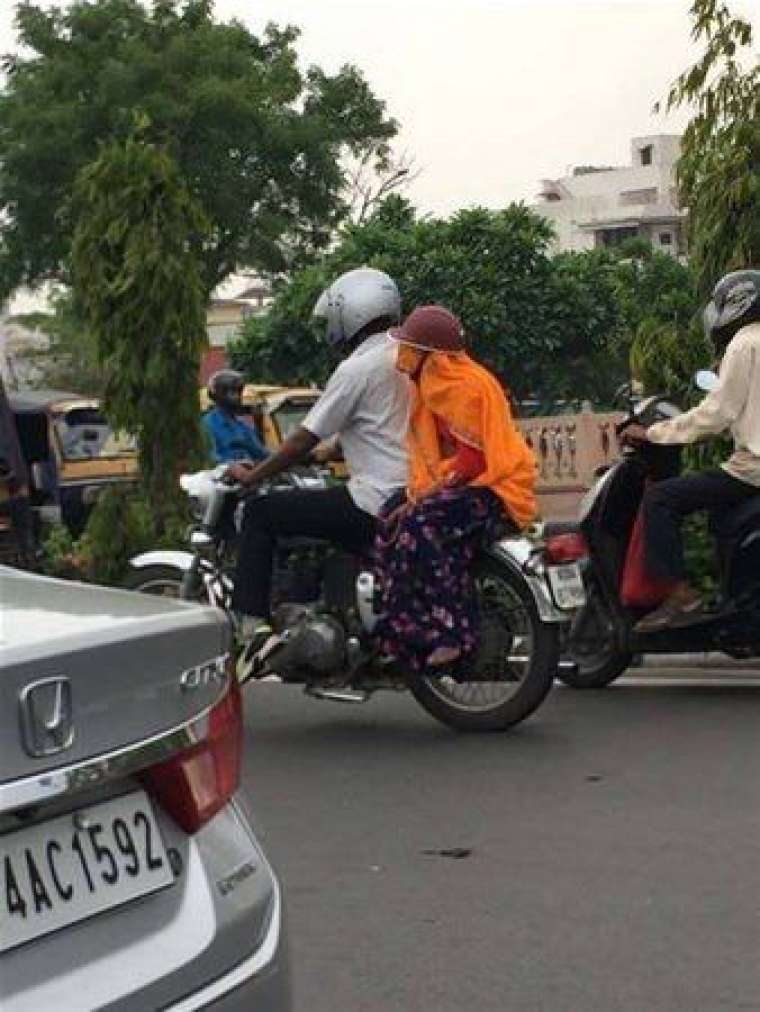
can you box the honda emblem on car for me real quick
[19,677,74,758]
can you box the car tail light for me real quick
[544,533,588,564]
[140,679,243,834]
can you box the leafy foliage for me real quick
[0,0,397,297]
[41,486,190,585]
[232,200,699,406]
[69,134,208,521]
[9,293,104,395]
[630,318,713,402]
[665,1,760,292]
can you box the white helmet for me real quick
[313,267,401,347]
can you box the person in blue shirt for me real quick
[202,370,269,464]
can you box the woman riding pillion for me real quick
[375,306,537,674]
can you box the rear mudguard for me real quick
[487,537,568,624]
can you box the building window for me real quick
[595,226,639,248]
[659,232,672,246]
[620,188,658,206]
[640,145,653,166]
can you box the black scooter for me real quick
[554,373,760,687]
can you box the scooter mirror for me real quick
[695,369,719,393]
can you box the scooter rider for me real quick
[225,267,410,675]
[203,370,269,465]
[624,269,760,632]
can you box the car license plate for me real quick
[547,563,586,610]
[1,790,173,954]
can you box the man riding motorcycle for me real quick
[624,269,760,632]
[225,267,410,677]
[203,369,269,465]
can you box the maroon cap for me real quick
[390,305,466,352]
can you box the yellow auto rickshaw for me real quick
[9,389,138,534]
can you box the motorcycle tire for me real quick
[409,558,558,732]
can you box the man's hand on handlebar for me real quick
[619,423,650,446]
[225,460,257,485]
[224,426,321,489]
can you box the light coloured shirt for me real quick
[302,332,409,514]
[648,321,760,486]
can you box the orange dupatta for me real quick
[407,352,538,528]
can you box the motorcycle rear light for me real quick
[140,678,243,835]
[545,533,588,564]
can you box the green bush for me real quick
[41,486,190,587]
[40,523,83,580]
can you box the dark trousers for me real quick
[642,469,759,583]
[232,485,377,618]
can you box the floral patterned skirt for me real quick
[374,486,505,673]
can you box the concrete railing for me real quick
[517,410,625,520]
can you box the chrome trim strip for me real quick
[166,872,282,1011]
[0,686,227,816]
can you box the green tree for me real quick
[630,317,713,400]
[69,133,209,523]
[665,0,760,292]
[232,199,698,406]
[235,200,562,399]
[0,0,396,298]
[8,293,104,395]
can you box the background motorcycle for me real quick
[126,467,582,731]
[558,372,760,687]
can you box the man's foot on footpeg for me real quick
[234,615,274,685]
[634,587,704,634]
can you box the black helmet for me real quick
[703,269,760,351]
[207,369,244,411]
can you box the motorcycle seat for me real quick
[711,494,760,542]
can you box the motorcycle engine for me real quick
[267,603,346,678]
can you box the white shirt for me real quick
[302,332,410,514]
[648,321,760,486]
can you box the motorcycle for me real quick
[126,466,583,731]
[558,372,760,688]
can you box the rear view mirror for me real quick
[695,370,719,393]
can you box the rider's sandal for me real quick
[634,592,704,634]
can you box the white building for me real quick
[535,135,686,257]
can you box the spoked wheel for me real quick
[410,557,559,732]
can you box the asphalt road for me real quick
[241,672,760,1012]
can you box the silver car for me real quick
[0,566,290,1010]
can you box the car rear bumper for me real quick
[167,873,290,1011]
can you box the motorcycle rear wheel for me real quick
[409,558,558,732]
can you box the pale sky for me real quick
[0,0,756,217]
